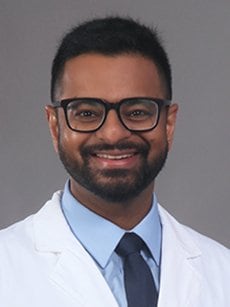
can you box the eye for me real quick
[71,109,102,122]
[129,109,150,117]
[67,101,103,121]
[124,109,153,121]
[77,110,97,117]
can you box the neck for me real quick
[69,179,155,229]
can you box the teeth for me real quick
[96,153,134,160]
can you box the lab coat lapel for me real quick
[50,247,119,306]
[33,192,203,306]
[33,192,118,307]
[158,206,202,307]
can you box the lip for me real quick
[91,150,140,169]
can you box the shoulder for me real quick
[0,213,37,291]
[0,191,63,259]
[158,204,230,264]
[0,215,34,253]
[157,204,230,304]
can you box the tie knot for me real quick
[116,233,144,257]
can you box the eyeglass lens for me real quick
[66,98,159,132]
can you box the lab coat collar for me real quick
[33,191,202,307]
[33,191,119,306]
[158,206,202,306]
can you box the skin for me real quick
[46,53,178,229]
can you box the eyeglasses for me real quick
[52,97,171,133]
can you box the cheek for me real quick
[58,125,92,160]
[139,124,168,159]
[151,114,169,146]
[57,112,85,148]
[142,124,168,146]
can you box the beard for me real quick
[58,139,168,202]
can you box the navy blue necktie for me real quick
[116,232,158,307]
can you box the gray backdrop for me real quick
[0,0,229,247]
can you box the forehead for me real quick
[60,53,165,100]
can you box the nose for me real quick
[95,109,132,144]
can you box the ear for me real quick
[166,103,179,150]
[45,105,59,153]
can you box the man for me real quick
[0,16,229,307]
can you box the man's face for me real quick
[47,53,178,202]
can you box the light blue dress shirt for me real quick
[61,181,162,307]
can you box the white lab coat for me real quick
[0,191,229,306]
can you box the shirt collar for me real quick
[61,181,162,269]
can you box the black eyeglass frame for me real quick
[52,97,171,133]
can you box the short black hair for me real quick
[51,16,172,102]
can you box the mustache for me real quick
[81,140,150,156]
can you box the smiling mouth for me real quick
[90,150,140,169]
[81,141,149,163]
[95,153,135,160]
